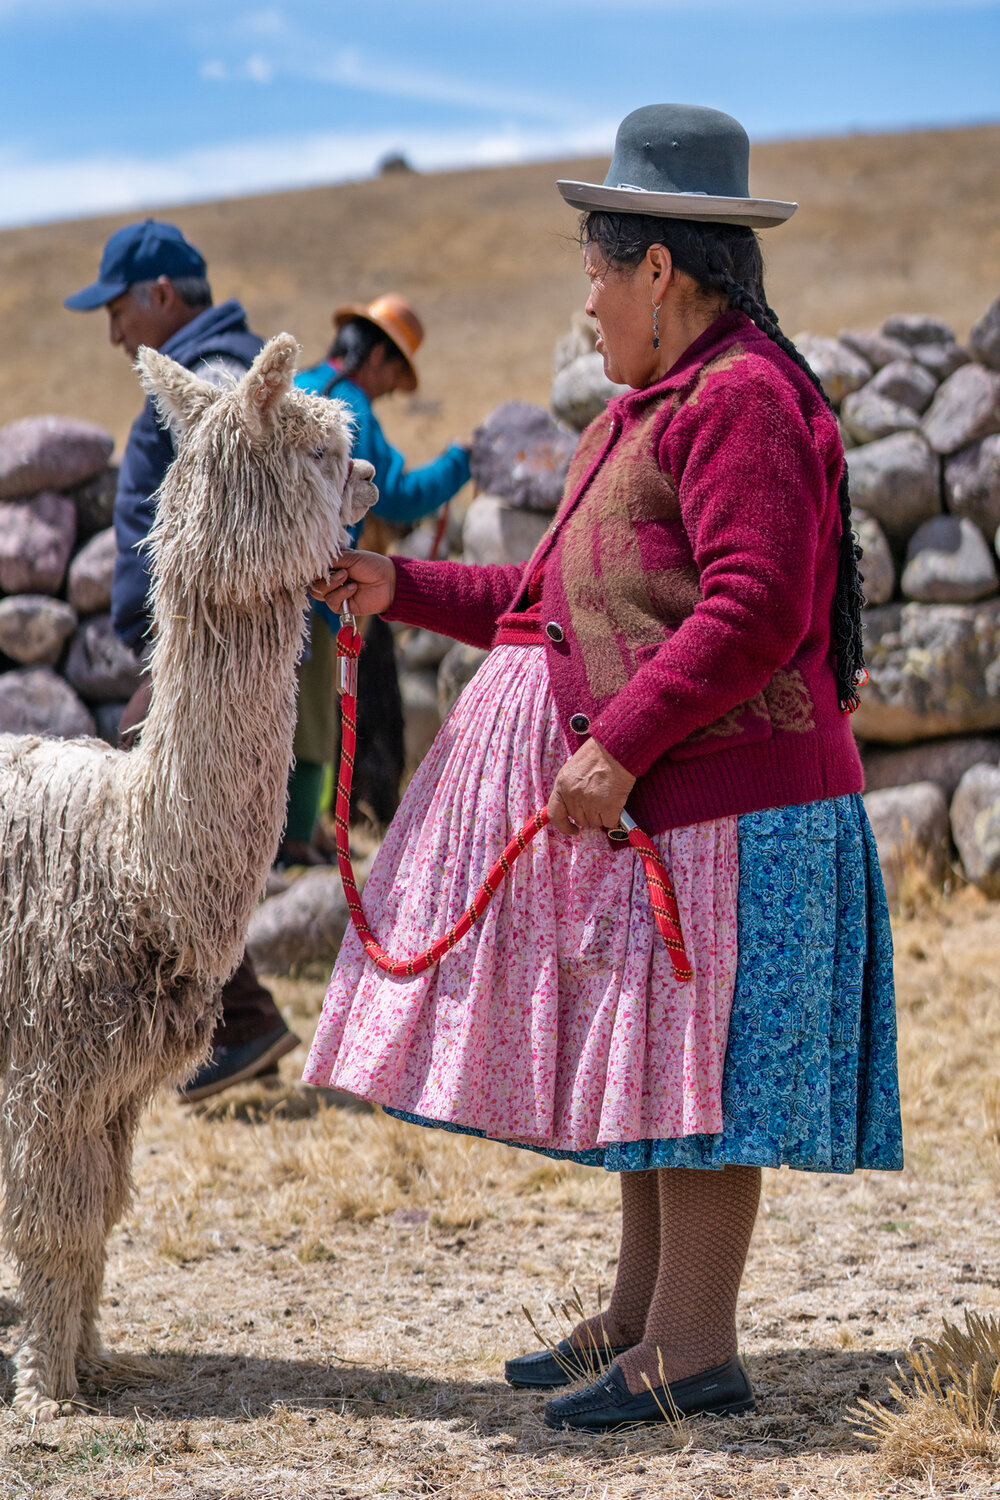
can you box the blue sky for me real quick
[0,0,998,228]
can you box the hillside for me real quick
[0,123,998,464]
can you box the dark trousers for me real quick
[119,678,285,1047]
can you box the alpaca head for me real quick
[136,333,377,613]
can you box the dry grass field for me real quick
[1,123,999,466]
[0,887,997,1498]
[2,126,1000,1496]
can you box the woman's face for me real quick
[584,242,657,389]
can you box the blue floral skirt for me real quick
[387,794,903,1174]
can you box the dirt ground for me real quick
[3,124,1000,1496]
[1,123,999,468]
[0,888,998,1498]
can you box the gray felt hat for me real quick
[557,104,796,229]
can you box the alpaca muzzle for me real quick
[344,457,378,526]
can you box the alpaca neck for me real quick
[124,582,307,983]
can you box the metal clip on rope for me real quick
[333,615,692,983]
[337,609,359,697]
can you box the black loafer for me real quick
[504,1338,632,1390]
[543,1355,754,1430]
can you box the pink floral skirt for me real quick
[303,646,739,1153]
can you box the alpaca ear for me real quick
[240,333,299,433]
[135,345,219,434]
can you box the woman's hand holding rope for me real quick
[311,549,396,616]
[312,549,636,837]
[548,738,636,837]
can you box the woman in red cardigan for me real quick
[307,104,901,1431]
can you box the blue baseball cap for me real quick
[64,218,207,311]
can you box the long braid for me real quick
[583,212,867,713]
[701,250,866,713]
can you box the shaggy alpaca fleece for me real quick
[0,334,375,1420]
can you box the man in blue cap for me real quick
[65,219,300,1100]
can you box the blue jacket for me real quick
[296,362,471,634]
[112,299,264,649]
[294,363,470,529]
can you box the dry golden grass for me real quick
[853,1312,1000,1476]
[1,123,998,471]
[0,893,996,1495]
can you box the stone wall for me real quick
[9,292,1000,903]
[0,415,139,742]
[793,296,1000,896]
[393,295,1000,901]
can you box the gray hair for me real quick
[129,276,213,311]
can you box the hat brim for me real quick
[332,303,418,392]
[63,279,128,312]
[557,180,797,229]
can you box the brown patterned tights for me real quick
[570,1166,761,1395]
[569,1169,660,1356]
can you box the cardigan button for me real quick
[544,621,565,644]
[569,713,590,735]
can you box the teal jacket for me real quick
[295,362,470,527]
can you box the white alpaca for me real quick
[0,334,375,1420]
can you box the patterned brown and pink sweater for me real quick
[386,308,863,833]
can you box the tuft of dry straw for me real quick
[638,1346,690,1442]
[851,1309,1000,1475]
[522,1292,688,1443]
[522,1285,622,1388]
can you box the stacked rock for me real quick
[795,297,1000,897]
[0,415,140,743]
[17,293,1000,905]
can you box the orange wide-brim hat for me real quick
[332,293,424,392]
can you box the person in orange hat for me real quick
[281,294,471,863]
[297,293,471,516]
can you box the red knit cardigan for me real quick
[386,309,863,833]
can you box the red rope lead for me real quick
[334,621,692,983]
[623,822,694,981]
[427,501,450,561]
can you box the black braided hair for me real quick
[582,211,866,713]
[328,317,409,378]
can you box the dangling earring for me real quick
[652,301,661,351]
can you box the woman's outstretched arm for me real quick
[312,551,526,650]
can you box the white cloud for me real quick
[191,23,580,124]
[240,7,287,36]
[244,52,274,83]
[305,48,575,122]
[200,53,276,84]
[0,120,617,229]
